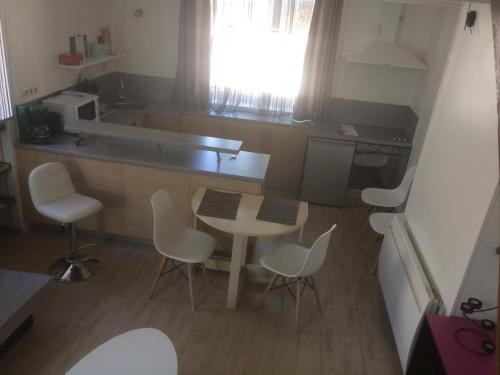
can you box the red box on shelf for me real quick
[58,53,83,66]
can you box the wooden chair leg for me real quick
[295,278,302,333]
[259,274,279,309]
[150,257,168,300]
[370,253,380,276]
[201,262,210,284]
[310,276,321,309]
[187,263,195,311]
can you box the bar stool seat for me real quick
[36,193,102,224]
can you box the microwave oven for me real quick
[42,91,99,127]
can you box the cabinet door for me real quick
[58,156,124,235]
[146,114,178,132]
[123,165,190,240]
[177,114,225,138]
[264,125,307,191]
[224,121,267,153]
[301,139,355,206]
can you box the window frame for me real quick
[0,0,14,122]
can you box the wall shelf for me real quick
[57,54,124,70]
[343,41,428,70]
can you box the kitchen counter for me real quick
[308,122,412,148]
[101,101,413,149]
[15,134,270,183]
[101,100,309,128]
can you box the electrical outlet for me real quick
[21,86,38,98]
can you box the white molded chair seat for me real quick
[369,212,396,235]
[37,193,102,224]
[361,188,405,208]
[259,225,336,332]
[156,226,215,264]
[361,166,417,208]
[66,328,177,375]
[260,244,310,278]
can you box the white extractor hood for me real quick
[343,3,428,70]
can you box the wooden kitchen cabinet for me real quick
[223,120,267,153]
[58,156,124,235]
[123,165,190,240]
[15,148,265,243]
[177,114,225,138]
[264,125,307,191]
[146,114,178,132]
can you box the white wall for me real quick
[408,6,460,166]
[405,2,499,314]
[4,0,116,104]
[453,189,499,321]
[332,0,451,106]
[111,0,180,79]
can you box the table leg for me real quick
[226,234,248,309]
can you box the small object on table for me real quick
[256,196,300,225]
[196,189,242,220]
[339,124,359,137]
[59,53,83,66]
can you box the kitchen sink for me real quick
[111,102,145,111]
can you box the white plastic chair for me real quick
[259,225,336,332]
[150,190,216,310]
[66,328,177,375]
[29,162,102,282]
[367,212,402,275]
[361,166,417,208]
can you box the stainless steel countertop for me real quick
[103,101,413,148]
[308,122,412,148]
[16,134,270,183]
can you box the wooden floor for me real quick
[0,204,402,375]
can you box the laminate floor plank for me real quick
[0,203,401,375]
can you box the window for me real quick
[210,0,315,114]
[0,9,12,121]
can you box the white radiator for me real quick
[378,215,439,372]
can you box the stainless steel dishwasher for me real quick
[300,138,356,206]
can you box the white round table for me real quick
[66,328,177,375]
[192,187,308,309]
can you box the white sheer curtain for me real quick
[210,0,314,115]
[0,6,12,121]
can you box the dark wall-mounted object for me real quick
[466,10,477,29]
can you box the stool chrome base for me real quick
[50,255,100,283]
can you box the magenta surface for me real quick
[427,313,495,375]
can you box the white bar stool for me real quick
[28,162,103,283]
